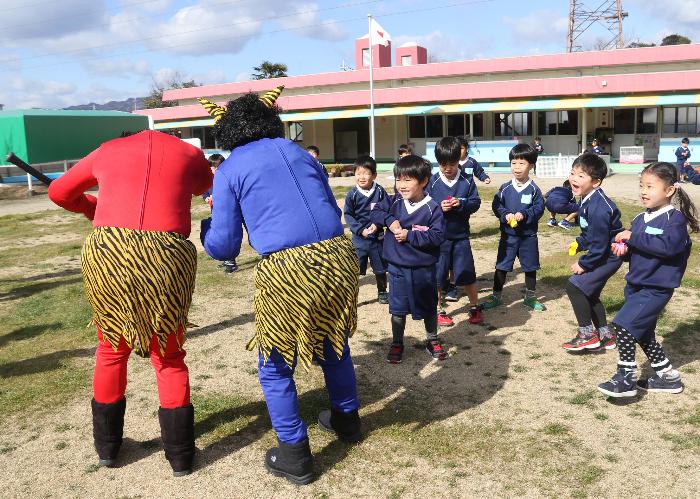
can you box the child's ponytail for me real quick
[642,162,699,232]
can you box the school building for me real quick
[135,39,700,168]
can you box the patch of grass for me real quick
[569,391,595,406]
[594,413,609,421]
[54,441,67,450]
[542,423,569,436]
[685,407,700,427]
[660,432,700,453]
[192,392,267,446]
[0,445,17,454]
[84,464,100,474]
[579,464,604,485]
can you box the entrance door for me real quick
[336,131,358,161]
[334,118,370,162]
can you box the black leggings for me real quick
[391,313,438,344]
[566,281,607,328]
[493,270,536,292]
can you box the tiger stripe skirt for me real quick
[248,235,359,369]
[81,226,197,358]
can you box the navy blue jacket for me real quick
[202,138,343,259]
[492,179,545,236]
[675,146,691,167]
[592,145,604,155]
[343,183,388,241]
[460,157,489,182]
[426,172,481,240]
[545,186,578,214]
[626,206,691,289]
[575,188,623,271]
[370,193,445,267]
[534,143,544,154]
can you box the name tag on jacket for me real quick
[521,194,532,204]
[645,226,664,235]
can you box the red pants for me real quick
[93,327,190,409]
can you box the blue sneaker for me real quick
[445,288,461,302]
[547,218,557,227]
[597,370,637,398]
[558,220,573,230]
[637,371,684,394]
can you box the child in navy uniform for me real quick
[203,154,238,273]
[344,155,389,304]
[598,162,697,397]
[561,153,622,352]
[591,139,604,155]
[533,137,544,155]
[545,180,578,230]
[427,137,483,327]
[457,136,491,184]
[483,144,545,312]
[675,137,691,179]
[371,155,447,363]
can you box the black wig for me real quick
[214,92,285,150]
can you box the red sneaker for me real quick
[426,339,447,360]
[562,332,601,351]
[386,343,404,364]
[437,312,454,327]
[468,306,483,324]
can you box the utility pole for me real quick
[567,0,628,52]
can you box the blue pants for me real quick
[388,263,438,320]
[436,238,476,289]
[258,335,359,444]
[352,235,387,275]
[568,255,622,298]
[496,233,540,273]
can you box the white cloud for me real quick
[394,30,483,62]
[277,3,346,41]
[83,58,151,78]
[503,11,569,49]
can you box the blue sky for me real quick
[0,0,697,109]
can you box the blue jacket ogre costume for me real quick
[199,88,361,485]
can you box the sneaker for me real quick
[523,296,545,312]
[597,370,638,398]
[437,311,454,327]
[562,331,601,351]
[223,261,239,273]
[481,295,502,310]
[637,373,684,394]
[468,306,483,325]
[386,343,404,364]
[547,218,557,227]
[558,220,573,230]
[600,335,616,350]
[444,288,461,302]
[426,339,447,361]
[377,291,389,305]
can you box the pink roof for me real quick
[136,69,700,121]
[160,43,700,101]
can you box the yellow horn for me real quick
[259,85,284,108]
[197,97,227,122]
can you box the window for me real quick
[362,48,370,67]
[614,109,635,134]
[288,122,303,142]
[636,108,658,134]
[472,113,483,137]
[662,107,699,134]
[401,55,411,66]
[426,115,443,137]
[537,111,558,136]
[408,116,425,138]
[558,110,578,135]
[447,114,465,137]
[190,127,216,148]
[494,112,531,137]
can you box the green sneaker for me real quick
[481,295,503,310]
[523,297,545,311]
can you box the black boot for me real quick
[158,404,195,477]
[265,438,314,485]
[92,397,126,467]
[318,408,362,443]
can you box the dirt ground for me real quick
[1,173,699,498]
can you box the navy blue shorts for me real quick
[436,238,476,289]
[352,235,386,275]
[387,263,438,320]
[568,255,622,298]
[496,233,540,273]
[613,284,674,341]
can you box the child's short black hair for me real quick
[398,144,412,155]
[208,153,225,166]
[572,152,607,180]
[534,136,541,141]
[306,145,320,155]
[435,136,461,164]
[508,143,538,164]
[682,137,690,144]
[394,154,432,182]
[563,179,571,189]
[354,155,377,175]
[457,135,469,148]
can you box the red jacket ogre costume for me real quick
[48,130,212,476]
